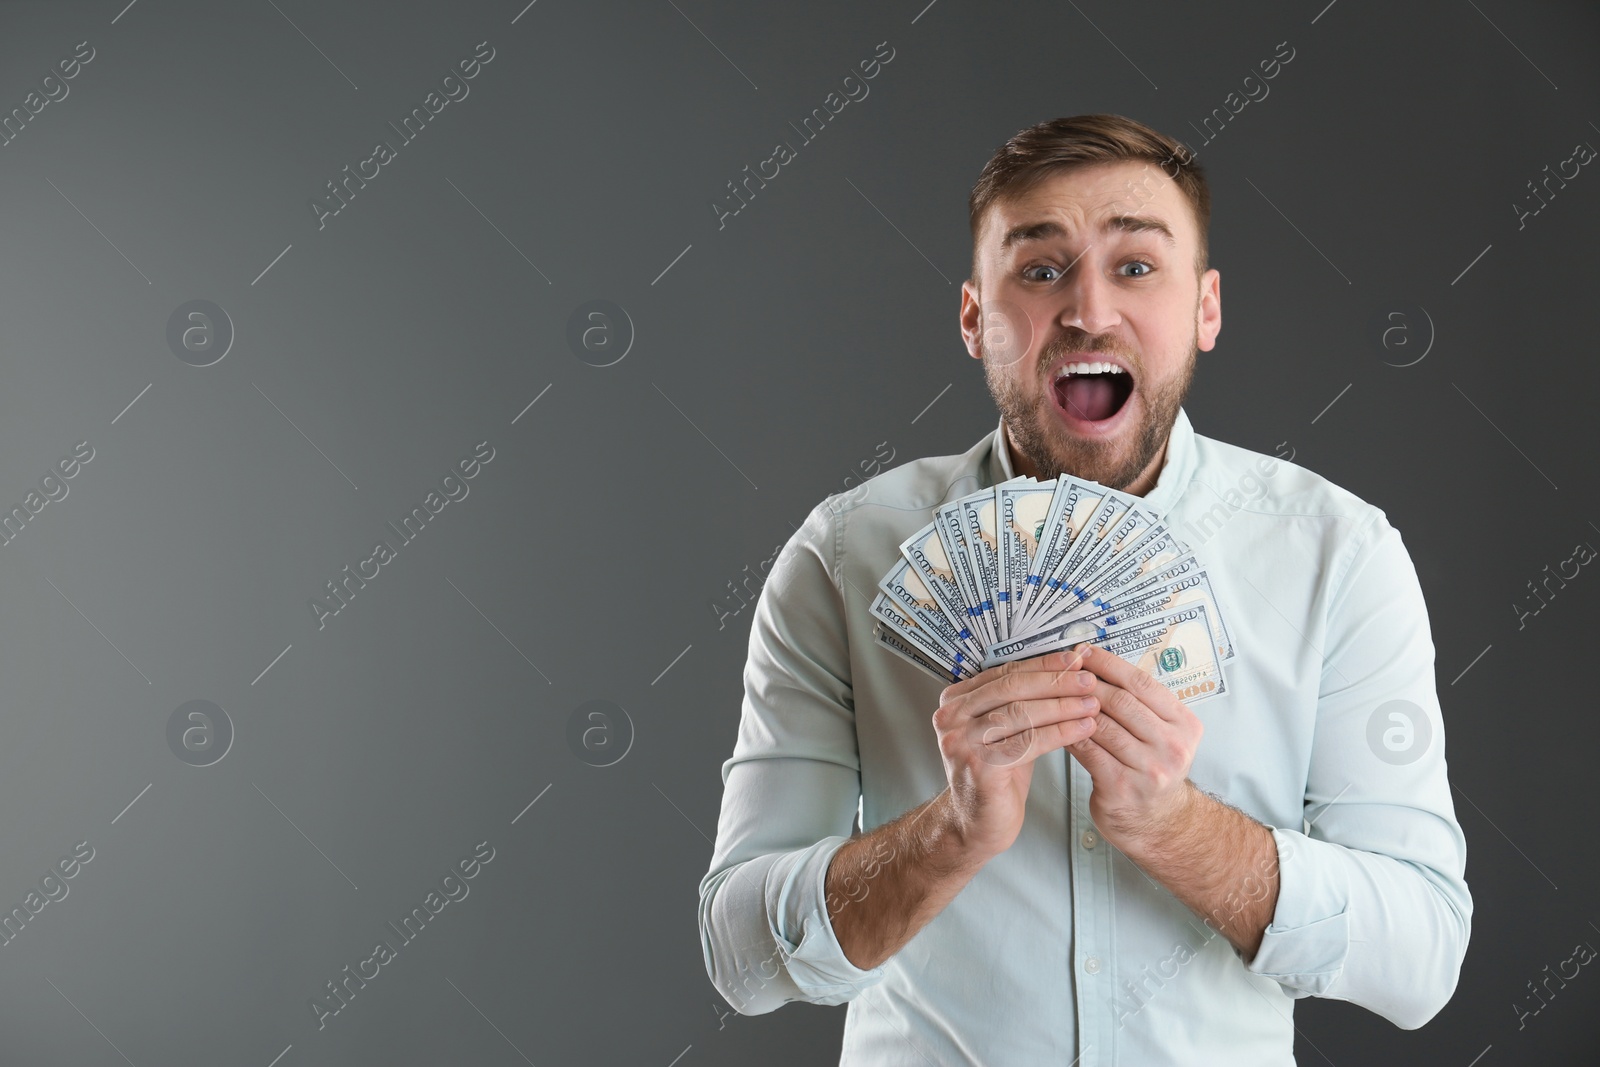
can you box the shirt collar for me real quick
[985,419,1017,486]
[984,407,1199,513]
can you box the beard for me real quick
[981,323,1197,492]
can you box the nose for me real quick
[1053,255,1121,336]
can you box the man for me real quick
[698,114,1471,1065]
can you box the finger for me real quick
[1088,678,1163,747]
[940,651,1093,714]
[978,711,1100,768]
[972,691,1101,748]
[1074,702,1147,771]
[940,646,1086,703]
[950,663,1100,725]
[1067,732,1119,776]
[1078,644,1181,722]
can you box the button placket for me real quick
[1069,756,1113,1063]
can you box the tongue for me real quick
[1058,376,1120,422]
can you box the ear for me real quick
[1196,268,1221,352]
[960,279,984,360]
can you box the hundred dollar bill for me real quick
[872,620,964,683]
[1050,566,1234,662]
[996,477,1060,636]
[1018,490,1129,630]
[899,521,985,656]
[933,496,999,649]
[877,554,985,665]
[1049,556,1235,662]
[957,485,1013,641]
[988,603,1227,704]
[1014,476,1103,625]
[1086,553,1206,610]
[869,592,977,680]
[1100,602,1226,703]
[1030,525,1190,631]
[985,615,1124,665]
[1022,495,1149,632]
[1086,525,1191,603]
[1060,503,1160,599]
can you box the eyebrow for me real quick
[999,214,1177,250]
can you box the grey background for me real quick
[0,0,1594,1063]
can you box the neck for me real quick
[1003,424,1170,497]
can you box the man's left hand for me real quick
[1065,642,1205,850]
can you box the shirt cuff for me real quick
[768,834,888,1004]
[1243,826,1351,996]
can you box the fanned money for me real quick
[872,475,1233,702]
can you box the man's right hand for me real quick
[824,646,1101,971]
[932,646,1101,861]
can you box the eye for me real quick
[1119,260,1155,277]
[1021,263,1062,283]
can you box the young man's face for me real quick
[960,160,1222,494]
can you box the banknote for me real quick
[869,592,978,680]
[1030,565,1234,662]
[1014,476,1102,624]
[872,620,965,683]
[986,602,1228,704]
[877,554,985,665]
[875,476,1235,690]
[899,523,978,652]
[1029,526,1190,633]
[1018,491,1133,630]
[1024,500,1156,630]
[996,477,1062,637]
[956,485,1012,640]
[1097,603,1227,703]
[933,499,999,649]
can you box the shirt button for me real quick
[1084,956,1101,974]
[1081,830,1098,849]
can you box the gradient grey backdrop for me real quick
[0,0,1595,1063]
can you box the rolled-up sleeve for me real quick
[698,500,888,1015]
[1244,511,1473,1029]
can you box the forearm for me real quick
[826,788,989,971]
[1115,781,1280,962]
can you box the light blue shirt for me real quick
[698,408,1472,1065]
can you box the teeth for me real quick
[1055,361,1126,377]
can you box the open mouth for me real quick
[1051,360,1134,428]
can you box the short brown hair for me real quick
[968,114,1210,286]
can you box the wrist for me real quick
[928,790,1000,873]
[1112,780,1202,862]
